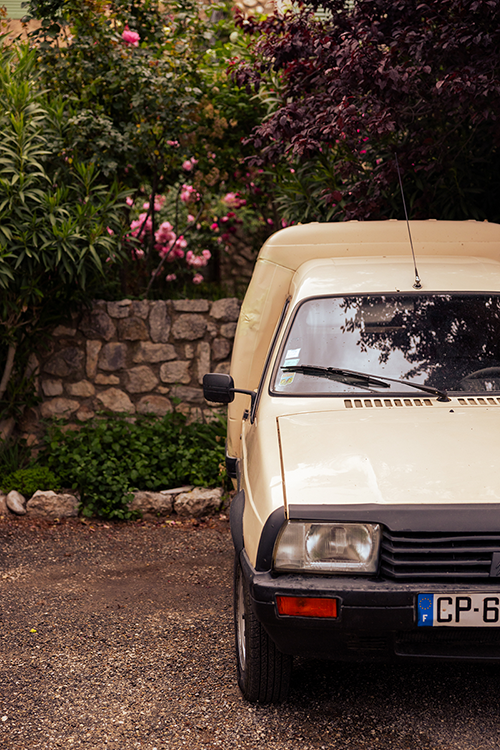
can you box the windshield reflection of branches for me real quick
[340,295,500,389]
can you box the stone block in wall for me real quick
[172,314,207,340]
[133,342,176,363]
[206,320,218,338]
[42,379,63,397]
[0,493,8,515]
[79,310,116,341]
[215,362,231,375]
[160,361,191,384]
[212,338,231,361]
[149,300,171,343]
[96,388,135,413]
[52,324,77,336]
[95,373,120,385]
[99,343,128,371]
[136,395,173,416]
[172,299,210,312]
[131,300,149,319]
[196,341,211,385]
[25,353,40,379]
[170,385,205,403]
[40,398,80,418]
[210,298,241,321]
[86,340,102,379]
[126,365,159,393]
[0,417,15,442]
[76,406,95,421]
[220,322,237,339]
[107,300,132,318]
[43,347,85,378]
[66,380,95,397]
[118,317,149,341]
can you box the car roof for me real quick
[226,220,500,459]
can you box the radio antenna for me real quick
[395,154,421,289]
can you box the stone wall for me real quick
[22,297,241,443]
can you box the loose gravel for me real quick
[1,517,500,749]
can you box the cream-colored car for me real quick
[204,220,500,703]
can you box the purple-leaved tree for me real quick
[233,0,500,222]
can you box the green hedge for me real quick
[39,412,227,519]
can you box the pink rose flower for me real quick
[192,273,204,284]
[182,157,198,171]
[166,273,177,282]
[180,184,199,203]
[122,26,140,47]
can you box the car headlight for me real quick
[273,521,381,574]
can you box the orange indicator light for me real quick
[276,595,338,618]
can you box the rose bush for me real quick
[24,0,278,298]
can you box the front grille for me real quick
[395,629,500,658]
[380,529,500,582]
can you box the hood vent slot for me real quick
[344,396,500,409]
[344,398,434,409]
[457,396,500,406]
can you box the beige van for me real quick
[204,220,500,703]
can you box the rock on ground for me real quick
[174,487,223,517]
[6,490,26,515]
[129,491,174,518]
[26,491,79,518]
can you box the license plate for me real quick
[418,593,500,627]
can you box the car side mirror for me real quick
[203,373,256,408]
[203,373,235,404]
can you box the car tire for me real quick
[234,555,292,703]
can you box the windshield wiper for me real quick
[281,364,450,402]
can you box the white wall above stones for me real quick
[26,298,240,437]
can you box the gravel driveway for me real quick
[1,517,500,750]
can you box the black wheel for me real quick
[234,555,292,703]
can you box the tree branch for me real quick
[0,344,17,401]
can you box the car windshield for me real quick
[272,294,500,396]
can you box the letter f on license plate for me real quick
[418,593,500,627]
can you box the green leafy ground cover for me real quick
[1,413,228,519]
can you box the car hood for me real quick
[277,405,500,508]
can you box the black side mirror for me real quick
[203,373,235,403]
[203,373,256,407]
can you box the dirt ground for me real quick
[1,516,500,750]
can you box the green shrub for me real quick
[1,466,61,497]
[40,412,227,519]
[0,436,33,476]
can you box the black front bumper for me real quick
[239,550,500,663]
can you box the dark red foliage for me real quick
[234,0,500,221]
